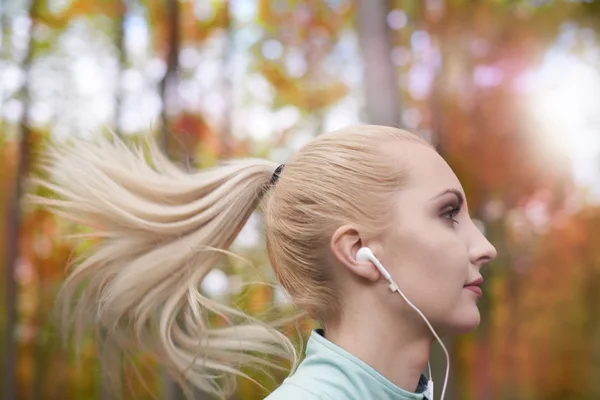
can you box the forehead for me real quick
[386,141,464,197]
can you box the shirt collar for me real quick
[305,329,431,400]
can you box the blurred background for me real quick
[2,0,600,399]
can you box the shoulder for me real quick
[263,366,362,400]
[264,381,333,400]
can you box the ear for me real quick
[330,224,381,282]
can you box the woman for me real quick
[37,125,496,400]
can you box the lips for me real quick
[464,277,484,297]
[464,285,482,297]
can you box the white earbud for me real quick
[355,246,449,400]
[356,247,392,281]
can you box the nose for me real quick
[468,220,498,268]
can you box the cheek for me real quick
[381,219,477,332]
[427,234,469,291]
[387,226,470,305]
[395,227,467,276]
[380,211,469,288]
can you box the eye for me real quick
[441,205,461,226]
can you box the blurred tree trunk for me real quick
[113,0,127,138]
[96,6,129,400]
[159,0,180,154]
[0,0,8,47]
[159,0,183,399]
[356,0,401,126]
[220,1,233,159]
[425,4,446,154]
[0,0,10,130]
[2,0,37,399]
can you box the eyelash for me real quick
[442,205,461,226]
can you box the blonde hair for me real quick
[32,125,429,398]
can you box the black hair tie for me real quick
[270,164,285,186]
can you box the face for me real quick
[374,142,497,336]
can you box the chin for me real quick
[444,305,481,335]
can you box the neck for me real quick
[324,303,434,393]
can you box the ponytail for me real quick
[31,136,299,398]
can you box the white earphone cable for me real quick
[355,247,450,400]
[387,280,450,400]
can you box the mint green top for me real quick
[265,329,431,400]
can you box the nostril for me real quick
[479,254,495,265]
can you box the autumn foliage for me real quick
[1,1,600,399]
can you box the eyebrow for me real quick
[430,188,464,208]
